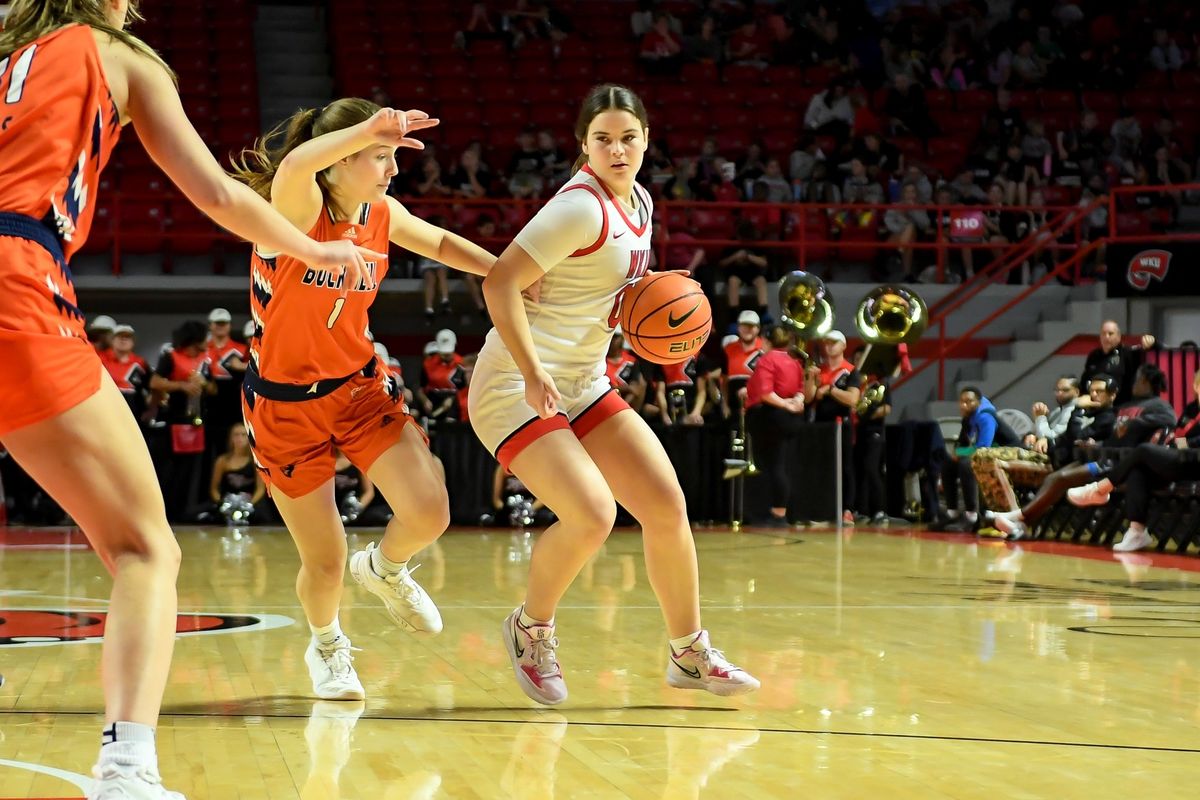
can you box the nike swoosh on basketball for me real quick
[613,231,625,239]
[668,302,701,328]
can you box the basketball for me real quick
[620,273,712,364]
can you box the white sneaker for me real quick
[1113,527,1153,552]
[305,638,365,701]
[350,542,443,635]
[993,512,1028,541]
[88,763,185,799]
[666,631,760,696]
[1068,481,1110,507]
[502,607,567,705]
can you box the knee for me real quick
[303,552,348,586]
[102,521,182,578]
[634,486,688,532]
[397,486,451,540]
[561,497,618,550]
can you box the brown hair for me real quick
[228,98,379,200]
[571,83,649,174]
[768,325,794,350]
[0,0,173,80]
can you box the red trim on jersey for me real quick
[581,164,650,238]
[496,414,571,470]
[571,390,630,440]
[560,184,609,257]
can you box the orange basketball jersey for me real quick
[248,202,390,385]
[0,24,121,260]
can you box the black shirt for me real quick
[1081,344,1144,406]
[812,364,861,423]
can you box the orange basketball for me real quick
[619,273,712,364]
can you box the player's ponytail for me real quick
[0,0,174,82]
[228,98,379,200]
[571,83,649,176]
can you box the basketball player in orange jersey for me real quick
[0,3,384,797]
[472,84,759,705]
[229,99,495,702]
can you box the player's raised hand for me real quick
[365,108,440,150]
[308,239,386,295]
[525,367,562,419]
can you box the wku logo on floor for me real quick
[0,610,293,647]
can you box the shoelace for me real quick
[529,635,562,677]
[319,643,361,679]
[696,645,739,673]
[385,562,423,603]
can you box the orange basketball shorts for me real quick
[0,235,101,438]
[241,366,423,498]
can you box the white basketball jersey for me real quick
[479,165,654,379]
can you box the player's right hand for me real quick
[307,240,385,295]
[365,108,440,150]
[525,368,562,419]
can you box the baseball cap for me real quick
[113,324,135,336]
[823,329,847,344]
[737,310,761,326]
[424,341,439,356]
[243,320,256,339]
[89,315,116,332]
[436,329,457,354]
[208,308,232,324]
[373,341,390,361]
[721,334,739,348]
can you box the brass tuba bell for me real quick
[854,285,928,345]
[777,271,834,358]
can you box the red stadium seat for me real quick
[1081,91,1119,112]
[955,90,993,111]
[1038,90,1076,110]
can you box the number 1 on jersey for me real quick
[327,297,346,329]
[1,44,38,105]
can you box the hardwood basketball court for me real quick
[1,524,1197,798]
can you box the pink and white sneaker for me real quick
[502,608,568,706]
[1068,480,1110,507]
[666,631,760,697]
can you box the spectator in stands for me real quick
[803,160,841,203]
[719,218,770,320]
[87,314,116,354]
[536,129,569,187]
[884,182,932,280]
[985,88,1023,141]
[605,329,646,412]
[455,2,505,51]
[1011,39,1047,87]
[1077,173,1110,275]
[841,157,885,206]
[1052,129,1085,187]
[150,320,212,522]
[641,138,675,187]
[789,135,824,187]
[941,386,1005,532]
[684,15,723,65]
[736,142,768,188]
[662,158,700,201]
[756,158,791,204]
[722,310,764,418]
[1024,374,1080,461]
[651,354,711,427]
[804,78,855,137]
[994,364,1175,541]
[950,168,989,203]
[630,0,655,38]
[447,147,492,199]
[1024,188,1058,276]
[657,216,705,277]
[417,329,467,425]
[897,164,932,202]
[711,159,743,202]
[1110,109,1142,166]
[1079,320,1156,408]
[506,129,545,198]
[418,214,453,321]
[1068,370,1200,552]
[1149,28,1184,71]
[727,18,770,68]
[204,307,248,473]
[1066,110,1105,171]
[745,324,807,527]
[101,324,151,426]
[981,184,1018,270]
[929,41,970,91]
[745,181,783,238]
[884,73,937,138]
[852,132,902,183]
[805,330,862,525]
[463,215,496,320]
[996,142,1036,206]
[639,12,684,75]
[1021,118,1052,171]
[414,154,452,198]
[204,424,266,525]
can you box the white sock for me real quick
[370,545,405,578]
[964,511,978,523]
[310,618,344,648]
[669,631,703,652]
[99,721,156,769]
[518,606,552,629]
[1128,521,1146,534]
[996,509,1023,522]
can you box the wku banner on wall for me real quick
[1107,243,1200,297]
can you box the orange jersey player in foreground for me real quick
[0,2,382,798]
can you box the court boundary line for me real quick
[4,708,1197,755]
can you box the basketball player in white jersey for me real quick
[471,84,759,705]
